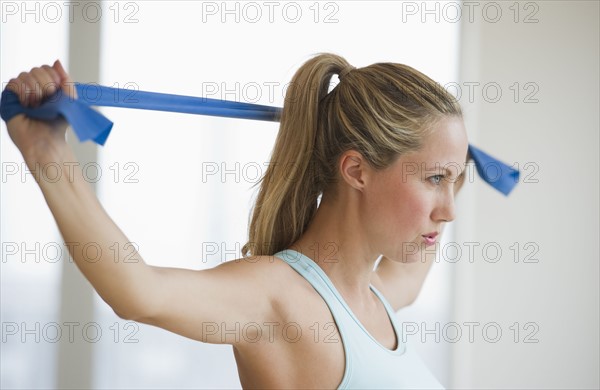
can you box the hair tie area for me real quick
[338,65,356,80]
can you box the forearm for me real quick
[26,141,155,319]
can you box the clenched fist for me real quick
[4,60,77,160]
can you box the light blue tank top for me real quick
[273,249,445,390]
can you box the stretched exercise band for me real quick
[0,83,519,195]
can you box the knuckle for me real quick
[41,65,54,75]
[6,79,19,92]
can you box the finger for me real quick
[30,67,56,105]
[52,59,77,99]
[17,71,37,107]
[41,64,61,85]
[5,79,31,116]
[28,67,44,105]
[41,65,62,94]
[6,78,20,94]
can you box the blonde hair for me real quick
[241,52,462,257]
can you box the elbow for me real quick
[109,297,155,322]
[110,301,138,320]
[112,307,154,323]
[103,296,141,321]
[108,269,159,322]
[113,308,133,320]
[112,301,156,322]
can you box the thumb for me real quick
[53,59,78,100]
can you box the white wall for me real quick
[454,1,599,388]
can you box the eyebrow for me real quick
[423,164,467,173]
[423,161,469,180]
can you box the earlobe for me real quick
[339,151,367,191]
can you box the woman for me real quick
[5,53,468,389]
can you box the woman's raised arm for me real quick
[4,61,280,347]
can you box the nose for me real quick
[432,187,456,223]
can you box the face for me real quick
[359,116,469,263]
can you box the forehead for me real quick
[405,117,469,169]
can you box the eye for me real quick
[428,174,445,185]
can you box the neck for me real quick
[289,191,381,309]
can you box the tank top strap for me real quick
[274,249,406,354]
[369,283,405,346]
[273,248,350,322]
[273,248,445,389]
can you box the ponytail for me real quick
[241,53,352,257]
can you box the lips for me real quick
[421,232,438,246]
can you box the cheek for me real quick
[396,192,429,227]
[395,179,429,212]
[382,181,431,231]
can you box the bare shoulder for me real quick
[226,253,326,325]
[216,253,297,287]
[231,254,347,389]
[214,253,290,278]
[215,253,304,312]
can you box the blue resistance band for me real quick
[0,83,519,195]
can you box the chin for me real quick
[390,241,435,264]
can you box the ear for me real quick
[338,149,370,191]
